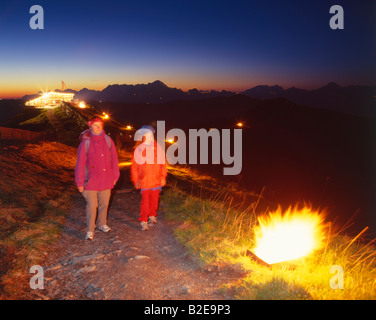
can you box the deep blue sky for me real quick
[0,0,375,97]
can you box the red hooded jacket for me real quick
[131,141,167,189]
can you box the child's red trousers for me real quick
[139,189,160,222]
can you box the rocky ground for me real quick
[24,170,245,300]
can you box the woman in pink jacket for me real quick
[131,125,167,231]
[75,117,120,240]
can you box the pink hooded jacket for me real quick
[75,130,120,191]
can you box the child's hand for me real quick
[161,178,166,187]
[135,182,140,189]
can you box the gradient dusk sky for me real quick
[0,0,375,98]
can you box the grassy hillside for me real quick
[2,106,54,132]
[161,176,376,300]
[102,95,376,234]
[1,100,374,300]
[0,141,77,298]
[0,100,25,125]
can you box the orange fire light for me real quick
[252,205,326,265]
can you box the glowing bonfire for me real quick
[252,205,326,265]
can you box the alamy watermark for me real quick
[29,5,44,30]
[329,265,344,289]
[29,265,44,290]
[29,5,344,30]
[29,264,344,291]
[329,5,344,30]
[134,121,242,176]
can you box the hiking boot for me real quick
[98,225,111,232]
[141,221,149,231]
[86,232,94,240]
[148,216,157,225]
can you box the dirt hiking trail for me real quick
[29,167,242,300]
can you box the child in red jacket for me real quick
[131,125,167,230]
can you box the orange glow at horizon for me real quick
[0,74,323,100]
[0,89,29,99]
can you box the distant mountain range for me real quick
[22,80,376,116]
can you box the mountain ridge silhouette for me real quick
[22,80,376,116]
